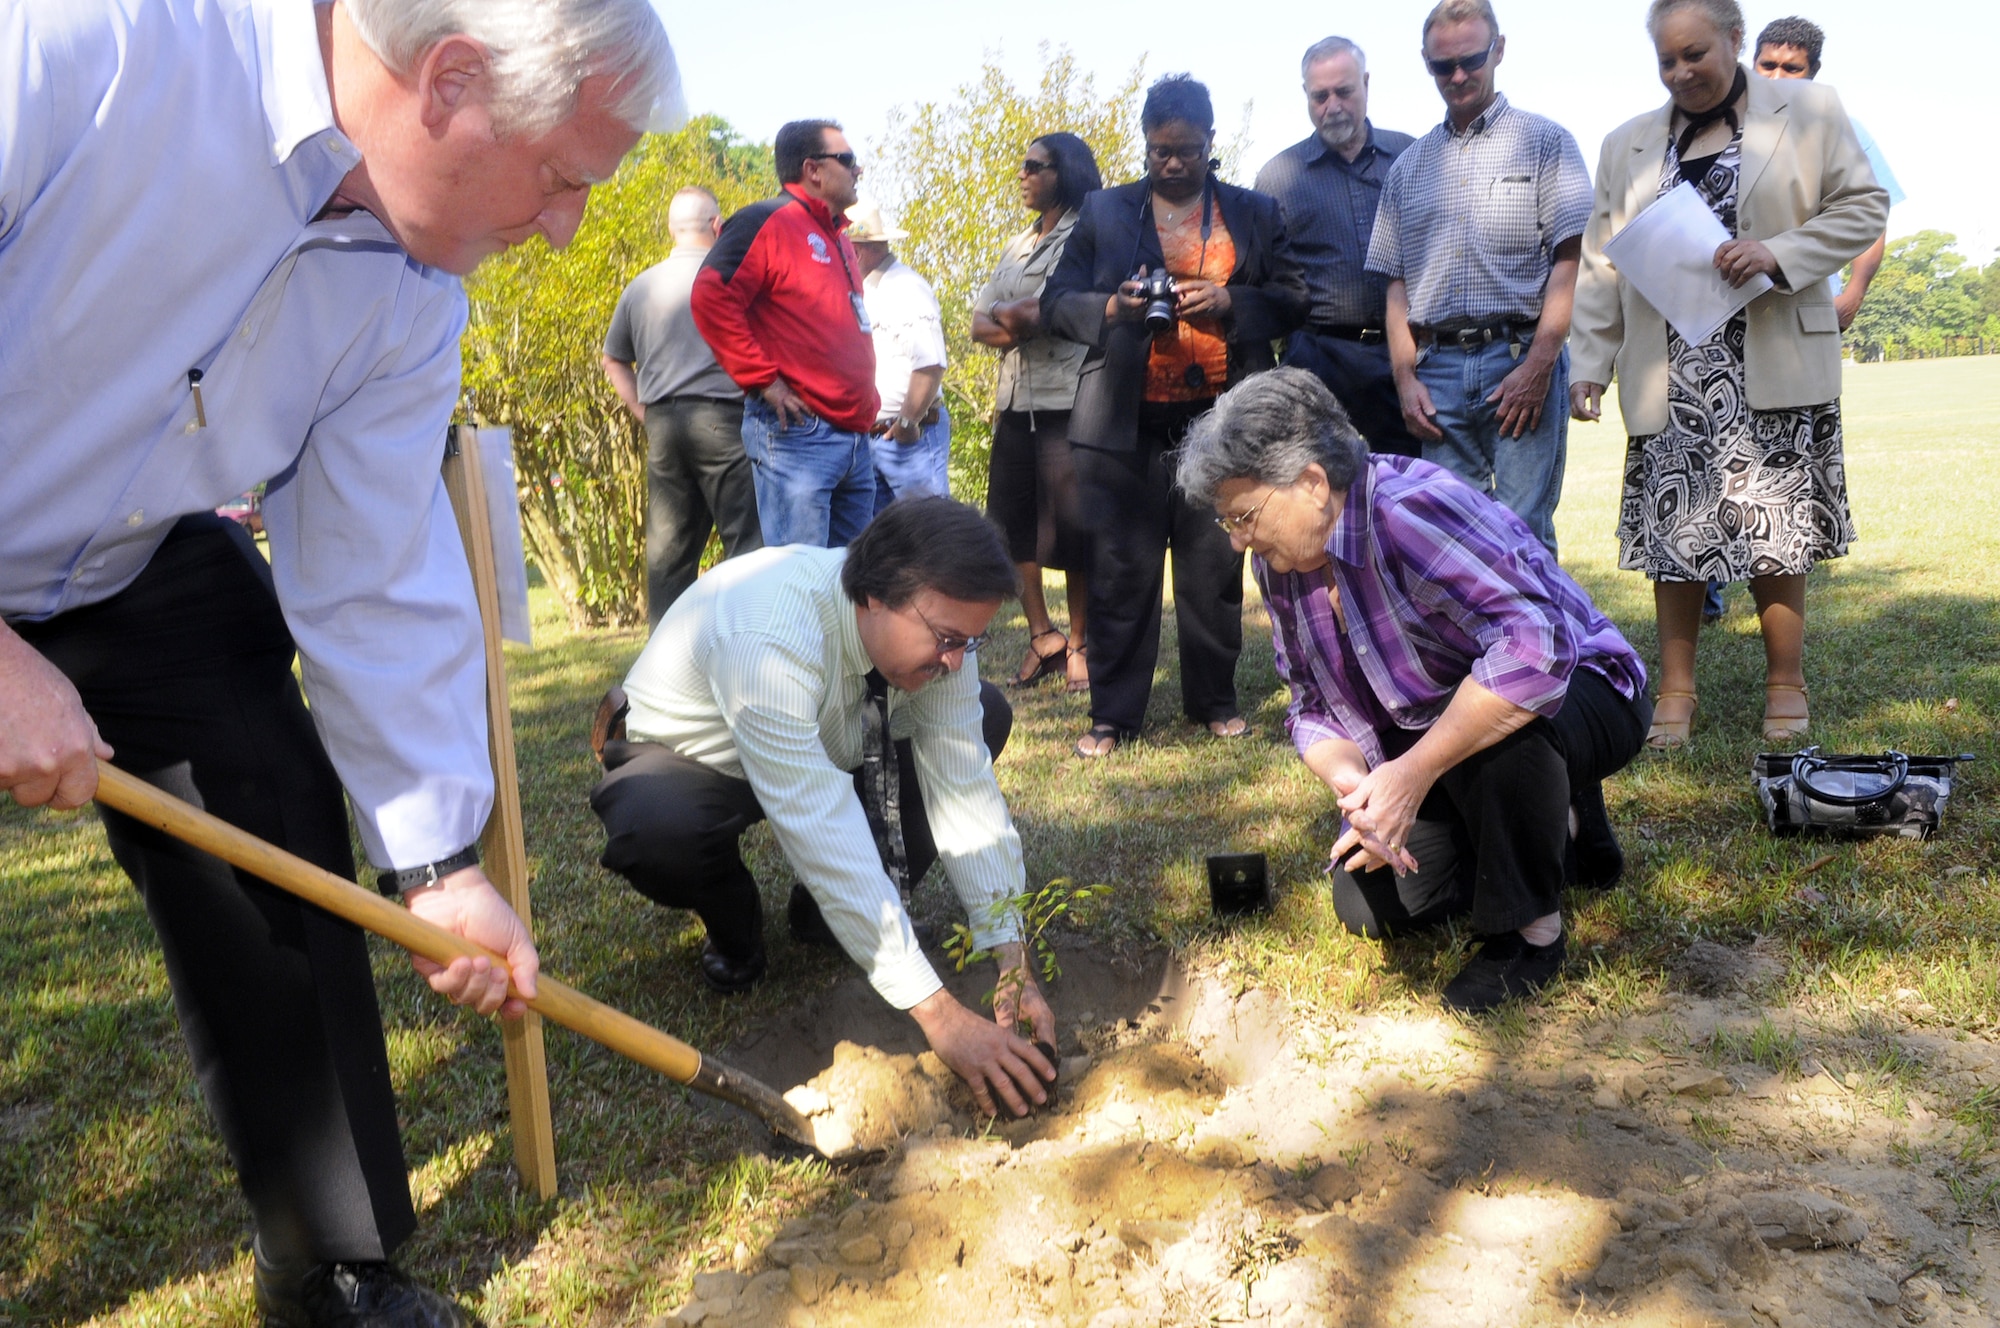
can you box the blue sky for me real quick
[654,0,1995,264]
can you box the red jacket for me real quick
[691,185,879,433]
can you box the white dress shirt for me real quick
[1,0,491,870]
[620,546,1026,1010]
[861,257,948,419]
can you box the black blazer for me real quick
[1042,178,1309,451]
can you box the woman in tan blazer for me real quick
[1569,0,1887,750]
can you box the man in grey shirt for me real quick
[1255,36,1420,456]
[1367,0,1591,553]
[604,187,763,625]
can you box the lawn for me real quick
[2,355,1997,1325]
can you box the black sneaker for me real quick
[1441,930,1567,1014]
[256,1248,482,1328]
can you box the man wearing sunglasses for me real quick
[1366,0,1592,555]
[585,497,1058,1120]
[692,120,883,549]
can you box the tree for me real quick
[867,48,1146,499]
[461,115,774,628]
[1846,230,1991,361]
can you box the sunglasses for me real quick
[1020,158,1057,176]
[911,602,991,657]
[806,151,859,170]
[1424,40,1496,78]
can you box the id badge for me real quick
[850,292,872,333]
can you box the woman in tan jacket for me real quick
[1569,0,1887,749]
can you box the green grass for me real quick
[4,355,2000,1324]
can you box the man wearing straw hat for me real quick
[0,1,679,1322]
[846,199,953,508]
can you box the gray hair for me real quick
[1422,0,1501,43]
[1646,0,1745,42]
[1301,36,1367,79]
[344,0,684,139]
[1176,369,1365,506]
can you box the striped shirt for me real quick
[1256,455,1645,767]
[1253,123,1414,327]
[619,545,1024,1009]
[1364,94,1592,327]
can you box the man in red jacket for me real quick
[692,120,882,547]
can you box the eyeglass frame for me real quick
[1214,490,1275,536]
[1144,141,1212,164]
[805,150,861,171]
[909,600,992,657]
[1423,39,1496,79]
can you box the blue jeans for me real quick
[740,397,877,548]
[1415,337,1569,554]
[869,405,952,512]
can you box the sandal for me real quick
[1206,715,1251,739]
[1646,690,1697,751]
[1762,682,1810,744]
[1009,628,1067,688]
[1065,644,1091,694]
[1074,723,1126,759]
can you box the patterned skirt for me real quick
[1616,314,1855,582]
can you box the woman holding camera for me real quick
[1044,74,1308,758]
[973,133,1103,694]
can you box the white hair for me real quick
[344,0,685,139]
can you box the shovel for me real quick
[91,760,826,1156]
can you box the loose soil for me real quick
[675,939,1999,1327]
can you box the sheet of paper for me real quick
[1601,181,1774,345]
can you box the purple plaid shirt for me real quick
[1258,454,1646,767]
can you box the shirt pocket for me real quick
[1479,174,1538,246]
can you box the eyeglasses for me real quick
[1214,491,1274,536]
[806,151,860,170]
[910,602,992,657]
[1145,142,1210,164]
[1020,158,1057,176]
[1424,40,1496,78]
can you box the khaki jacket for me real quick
[1570,71,1888,435]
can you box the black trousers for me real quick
[1329,669,1651,939]
[986,408,1087,571]
[13,516,413,1264]
[644,396,764,627]
[1283,329,1423,458]
[1071,402,1244,734]
[589,682,1013,952]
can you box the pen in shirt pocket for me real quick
[188,369,207,428]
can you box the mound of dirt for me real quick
[782,1042,962,1157]
[673,946,1995,1327]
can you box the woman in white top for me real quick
[972,132,1101,692]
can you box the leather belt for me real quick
[1309,324,1385,344]
[1412,322,1535,350]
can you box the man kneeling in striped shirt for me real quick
[588,497,1056,1117]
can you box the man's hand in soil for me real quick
[404,867,541,1019]
[910,977,1054,1118]
[0,621,113,810]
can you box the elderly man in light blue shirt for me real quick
[0,2,679,1324]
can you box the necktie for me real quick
[860,670,909,895]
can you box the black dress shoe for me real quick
[700,937,767,994]
[256,1252,482,1328]
[1441,930,1567,1014]
[787,883,840,949]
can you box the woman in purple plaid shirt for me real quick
[1178,368,1652,1012]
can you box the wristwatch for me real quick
[895,414,918,433]
[376,844,481,897]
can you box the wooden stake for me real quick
[442,425,559,1200]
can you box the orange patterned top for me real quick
[1144,199,1236,403]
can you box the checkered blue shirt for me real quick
[1364,94,1591,328]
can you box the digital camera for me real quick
[1136,268,1178,334]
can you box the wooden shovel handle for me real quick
[93,760,702,1083]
